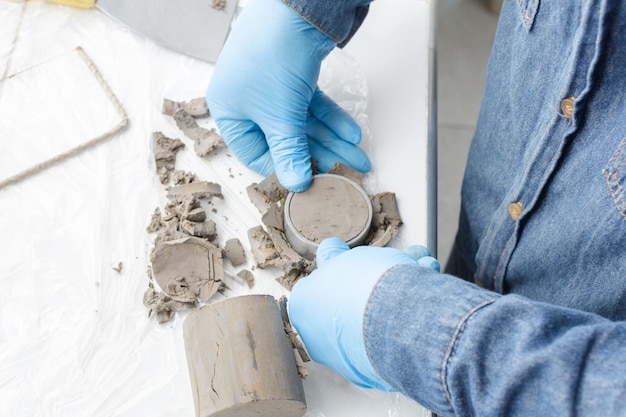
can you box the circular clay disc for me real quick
[284,174,372,258]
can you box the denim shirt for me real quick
[281,0,370,47]
[286,0,626,415]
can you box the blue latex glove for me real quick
[288,237,440,391]
[206,0,371,192]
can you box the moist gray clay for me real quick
[278,297,311,379]
[223,238,247,266]
[284,174,372,260]
[247,225,280,268]
[236,269,255,288]
[246,173,288,214]
[143,281,196,324]
[172,108,225,157]
[152,132,185,184]
[365,191,403,247]
[167,181,224,200]
[244,164,403,289]
[150,236,224,302]
[162,97,209,118]
[146,207,164,233]
[172,170,199,185]
[183,295,307,417]
[211,0,227,11]
[327,161,365,188]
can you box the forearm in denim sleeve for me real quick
[365,264,626,416]
[281,0,371,47]
[363,264,498,415]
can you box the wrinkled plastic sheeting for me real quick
[0,2,430,417]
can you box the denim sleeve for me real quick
[281,0,371,47]
[364,264,626,416]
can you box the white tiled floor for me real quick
[436,0,499,266]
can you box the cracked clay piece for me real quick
[167,181,223,201]
[172,108,225,157]
[366,192,403,247]
[223,238,246,266]
[327,161,365,188]
[246,173,288,214]
[247,225,280,269]
[172,170,199,185]
[278,297,310,379]
[162,97,209,118]
[143,282,196,324]
[183,295,306,417]
[152,132,185,184]
[237,269,255,288]
[150,236,224,303]
[211,0,226,11]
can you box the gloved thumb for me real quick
[315,237,351,266]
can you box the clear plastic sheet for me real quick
[0,1,431,416]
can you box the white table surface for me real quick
[0,0,435,416]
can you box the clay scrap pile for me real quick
[144,98,253,324]
[246,162,404,290]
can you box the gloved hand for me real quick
[206,0,371,192]
[288,237,440,391]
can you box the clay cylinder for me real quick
[183,295,306,417]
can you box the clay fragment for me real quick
[143,282,196,324]
[261,202,284,231]
[112,261,123,273]
[153,132,185,184]
[278,297,310,379]
[264,226,308,275]
[150,236,224,303]
[247,223,311,290]
[153,229,190,246]
[327,162,365,188]
[183,207,206,223]
[246,173,288,214]
[211,0,226,11]
[223,237,247,266]
[180,219,217,240]
[172,108,225,157]
[162,97,209,118]
[237,269,255,288]
[172,170,198,185]
[366,192,403,247]
[167,181,223,200]
[247,225,280,268]
[146,207,163,233]
[183,295,307,417]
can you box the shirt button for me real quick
[561,97,575,119]
[508,202,523,220]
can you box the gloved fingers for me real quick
[307,132,371,173]
[309,89,362,145]
[266,129,313,192]
[417,255,441,272]
[404,245,440,271]
[403,244,432,260]
[213,118,275,176]
[315,237,350,266]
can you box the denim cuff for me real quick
[363,264,498,415]
[281,0,370,47]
